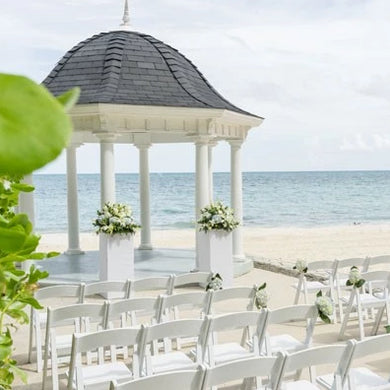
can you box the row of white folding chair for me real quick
[111,334,390,390]
[29,273,212,372]
[64,304,319,390]
[339,271,390,340]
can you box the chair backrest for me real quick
[361,270,390,284]
[138,319,208,372]
[208,310,267,333]
[208,286,256,314]
[336,257,369,272]
[366,255,390,268]
[129,276,174,297]
[170,272,212,293]
[110,368,205,390]
[105,297,161,327]
[68,327,142,389]
[157,292,212,323]
[307,260,335,271]
[351,333,390,359]
[202,355,284,389]
[275,344,354,390]
[35,284,84,302]
[47,302,108,328]
[81,280,130,302]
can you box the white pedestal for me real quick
[99,234,135,297]
[198,230,233,287]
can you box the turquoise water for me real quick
[33,171,390,233]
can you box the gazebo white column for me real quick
[230,140,244,260]
[136,143,153,250]
[208,142,217,202]
[19,174,35,271]
[65,143,84,255]
[98,134,117,206]
[195,137,210,268]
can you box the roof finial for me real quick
[120,0,130,30]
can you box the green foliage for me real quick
[0,74,78,388]
[0,74,79,175]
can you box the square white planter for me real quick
[99,234,135,297]
[198,230,233,287]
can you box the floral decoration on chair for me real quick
[255,283,270,309]
[293,259,308,274]
[315,290,334,324]
[206,273,223,291]
[346,266,365,288]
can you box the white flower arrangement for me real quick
[205,273,223,291]
[255,283,269,309]
[293,259,308,274]
[346,266,365,288]
[198,201,239,233]
[315,290,334,324]
[93,202,140,235]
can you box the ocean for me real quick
[32,171,390,233]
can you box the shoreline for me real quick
[38,223,390,268]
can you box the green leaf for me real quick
[356,279,365,288]
[11,183,34,193]
[0,344,11,360]
[0,74,74,175]
[47,251,59,258]
[9,364,27,384]
[346,280,353,286]
[316,290,323,297]
[56,88,80,112]
[319,311,331,324]
[0,225,26,252]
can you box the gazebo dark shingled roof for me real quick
[43,30,260,118]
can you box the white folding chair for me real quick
[338,334,390,389]
[67,327,142,390]
[293,260,337,320]
[28,283,85,372]
[128,276,174,298]
[365,255,390,272]
[201,355,284,390]
[138,319,208,376]
[261,304,318,356]
[169,272,213,294]
[334,258,370,322]
[204,310,268,367]
[208,286,257,315]
[110,367,205,390]
[81,280,131,301]
[42,302,108,390]
[275,344,354,390]
[104,297,161,359]
[339,271,390,340]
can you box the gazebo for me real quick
[24,2,263,275]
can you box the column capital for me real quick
[95,132,117,143]
[194,135,212,146]
[68,142,83,149]
[135,143,152,150]
[228,139,244,149]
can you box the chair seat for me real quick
[348,367,389,389]
[282,380,320,390]
[294,281,330,292]
[212,342,254,365]
[341,293,386,308]
[317,367,389,390]
[269,334,304,354]
[73,362,132,389]
[150,351,196,374]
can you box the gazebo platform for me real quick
[38,248,252,285]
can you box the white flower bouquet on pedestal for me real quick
[94,202,140,292]
[197,201,239,288]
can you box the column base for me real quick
[233,257,253,277]
[138,243,153,250]
[233,254,246,262]
[65,248,85,255]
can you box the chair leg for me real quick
[36,324,43,373]
[339,295,354,340]
[294,276,303,305]
[28,316,34,364]
[371,306,384,336]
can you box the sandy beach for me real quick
[38,223,390,268]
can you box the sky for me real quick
[1,0,390,174]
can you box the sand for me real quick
[38,223,390,268]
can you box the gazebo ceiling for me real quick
[43,30,263,143]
